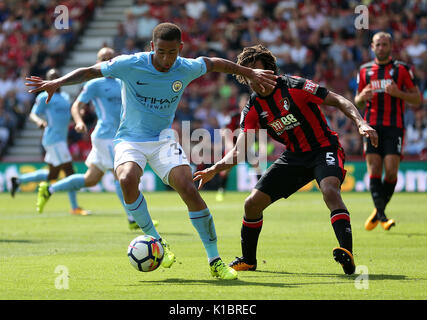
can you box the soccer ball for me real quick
[128,235,164,272]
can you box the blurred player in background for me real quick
[10,68,87,215]
[35,48,155,230]
[355,32,421,231]
[216,93,263,202]
[25,23,277,280]
[194,45,378,275]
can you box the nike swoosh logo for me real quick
[136,81,148,85]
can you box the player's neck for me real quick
[255,87,274,98]
[375,56,392,65]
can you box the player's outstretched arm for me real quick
[202,57,277,93]
[193,131,249,190]
[324,91,378,148]
[25,63,104,104]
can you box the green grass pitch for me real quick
[0,191,426,300]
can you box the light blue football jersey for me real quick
[100,51,207,142]
[77,77,122,140]
[31,91,71,146]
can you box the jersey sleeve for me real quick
[77,80,97,104]
[100,54,135,79]
[185,57,207,82]
[240,103,259,132]
[399,64,416,90]
[31,93,47,116]
[357,67,367,93]
[298,78,329,104]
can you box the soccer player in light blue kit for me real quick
[26,23,277,280]
[35,48,145,228]
[11,69,86,214]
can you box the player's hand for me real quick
[250,69,278,93]
[358,122,378,148]
[74,121,87,133]
[37,120,47,129]
[385,80,401,98]
[360,84,373,101]
[193,168,217,190]
[25,76,61,104]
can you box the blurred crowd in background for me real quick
[0,0,426,162]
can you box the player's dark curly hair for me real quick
[152,22,182,42]
[235,44,278,85]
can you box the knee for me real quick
[384,172,398,182]
[321,184,341,204]
[84,176,97,187]
[179,181,199,199]
[118,170,139,191]
[244,196,261,219]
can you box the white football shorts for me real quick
[114,138,189,185]
[44,141,72,167]
[85,137,115,173]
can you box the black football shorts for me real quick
[255,145,347,203]
[364,126,404,157]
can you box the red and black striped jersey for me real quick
[357,59,416,129]
[226,110,241,131]
[240,75,340,153]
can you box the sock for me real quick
[18,169,49,184]
[188,208,219,263]
[50,174,85,193]
[330,209,352,253]
[124,193,160,239]
[369,175,387,221]
[68,191,79,210]
[114,180,134,223]
[241,215,263,265]
[383,178,397,207]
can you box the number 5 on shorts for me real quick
[326,152,336,166]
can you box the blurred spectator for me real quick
[405,33,427,67]
[289,38,308,68]
[405,108,427,155]
[237,0,260,20]
[113,23,127,53]
[185,0,206,20]
[123,11,138,39]
[136,11,159,45]
[259,19,281,47]
[121,38,139,55]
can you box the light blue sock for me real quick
[50,174,86,193]
[68,191,79,210]
[124,193,160,239]
[189,208,219,263]
[18,169,49,184]
[114,180,134,222]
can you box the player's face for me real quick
[247,60,269,95]
[371,36,392,62]
[151,39,183,72]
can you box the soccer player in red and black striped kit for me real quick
[355,32,421,231]
[216,93,263,202]
[194,45,378,275]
